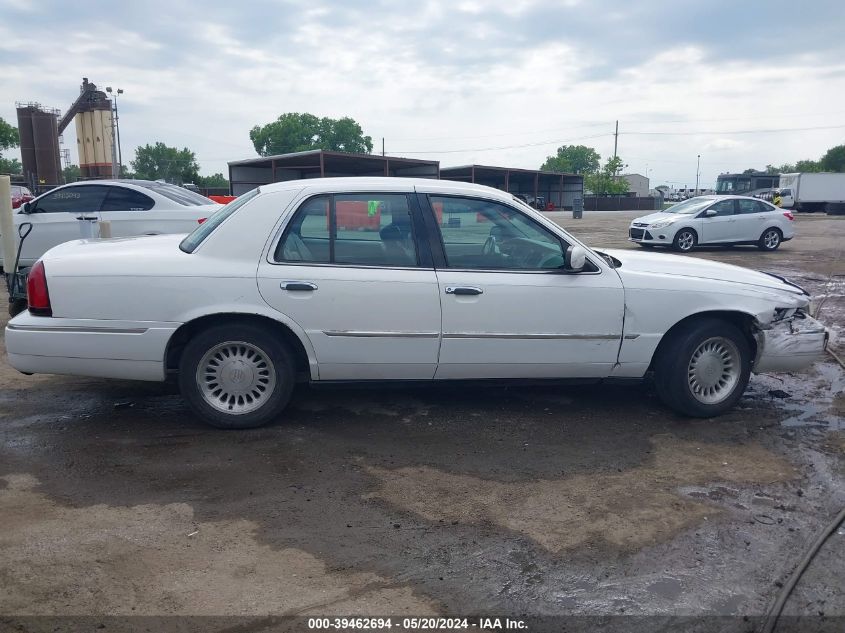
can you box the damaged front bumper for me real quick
[753,314,829,374]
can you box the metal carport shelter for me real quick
[228,150,440,196]
[439,165,583,210]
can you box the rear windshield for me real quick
[135,182,214,206]
[179,189,257,253]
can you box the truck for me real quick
[779,172,845,215]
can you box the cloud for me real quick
[0,0,843,188]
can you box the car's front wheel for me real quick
[672,229,697,252]
[654,318,751,417]
[179,323,295,429]
[758,228,782,251]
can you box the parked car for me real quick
[629,195,794,252]
[10,185,34,209]
[6,178,827,429]
[5,180,221,267]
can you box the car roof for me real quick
[260,177,518,201]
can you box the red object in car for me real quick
[197,218,207,224]
[783,212,795,221]
[10,185,34,210]
[27,260,52,316]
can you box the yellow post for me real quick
[0,175,17,272]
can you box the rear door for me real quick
[421,193,624,379]
[699,198,737,243]
[257,191,441,380]
[735,198,768,240]
[17,185,107,264]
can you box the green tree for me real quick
[249,113,373,156]
[0,157,22,175]
[540,145,601,174]
[62,164,81,183]
[197,173,229,188]
[0,116,21,174]
[0,116,18,152]
[584,156,628,195]
[131,142,200,184]
[795,159,821,173]
[820,144,845,172]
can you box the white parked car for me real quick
[6,178,828,429]
[629,195,795,252]
[6,179,221,267]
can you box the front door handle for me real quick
[281,281,318,291]
[445,286,483,296]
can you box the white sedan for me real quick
[6,179,221,267]
[629,195,795,252]
[6,178,828,428]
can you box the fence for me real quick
[583,196,662,211]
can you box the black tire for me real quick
[178,323,295,429]
[672,228,697,252]
[653,317,752,418]
[758,227,782,251]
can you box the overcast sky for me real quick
[1,0,844,189]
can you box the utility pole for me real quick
[695,154,701,194]
[613,120,618,161]
[106,86,124,177]
[382,137,385,157]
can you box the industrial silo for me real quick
[75,100,113,178]
[32,108,62,187]
[15,105,37,187]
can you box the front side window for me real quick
[33,185,109,213]
[707,199,736,216]
[101,187,155,211]
[276,193,419,267]
[431,196,566,270]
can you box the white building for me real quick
[622,173,649,197]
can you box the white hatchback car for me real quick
[5,178,827,429]
[629,195,795,252]
[7,180,221,267]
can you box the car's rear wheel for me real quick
[758,228,782,251]
[179,323,295,429]
[672,229,697,252]
[654,318,751,417]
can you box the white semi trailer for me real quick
[779,172,845,215]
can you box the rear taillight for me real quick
[197,218,207,224]
[27,260,52,316]
[783,212,794,221]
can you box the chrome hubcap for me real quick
[677,232,694,251]
[687,337,740,405]
[197,341,276,415]
[764,231,779,249]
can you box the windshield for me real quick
[135,182,214,206]
[663,198,715,214]
[179,189,257,253]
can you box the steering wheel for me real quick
[481,235,498,256]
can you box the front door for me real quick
[422,194,625,379]
[700,198,738,243]
[257,191,441,380]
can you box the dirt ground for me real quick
[1,212,843,632]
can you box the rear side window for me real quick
[736,199,761,214]
[101,187,155,211]
[275,193,419,267]
[179,189,258,253]
[33,185,109,213]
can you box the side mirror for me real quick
[705,209,717,217]
[21,201,32,214]
[564,245,587,272]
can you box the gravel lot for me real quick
[1,212,843,632]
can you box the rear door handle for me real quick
[281,281,318,291]
[445,286,483,296]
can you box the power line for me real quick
[623,123,845,136]
[392,132,612,155]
